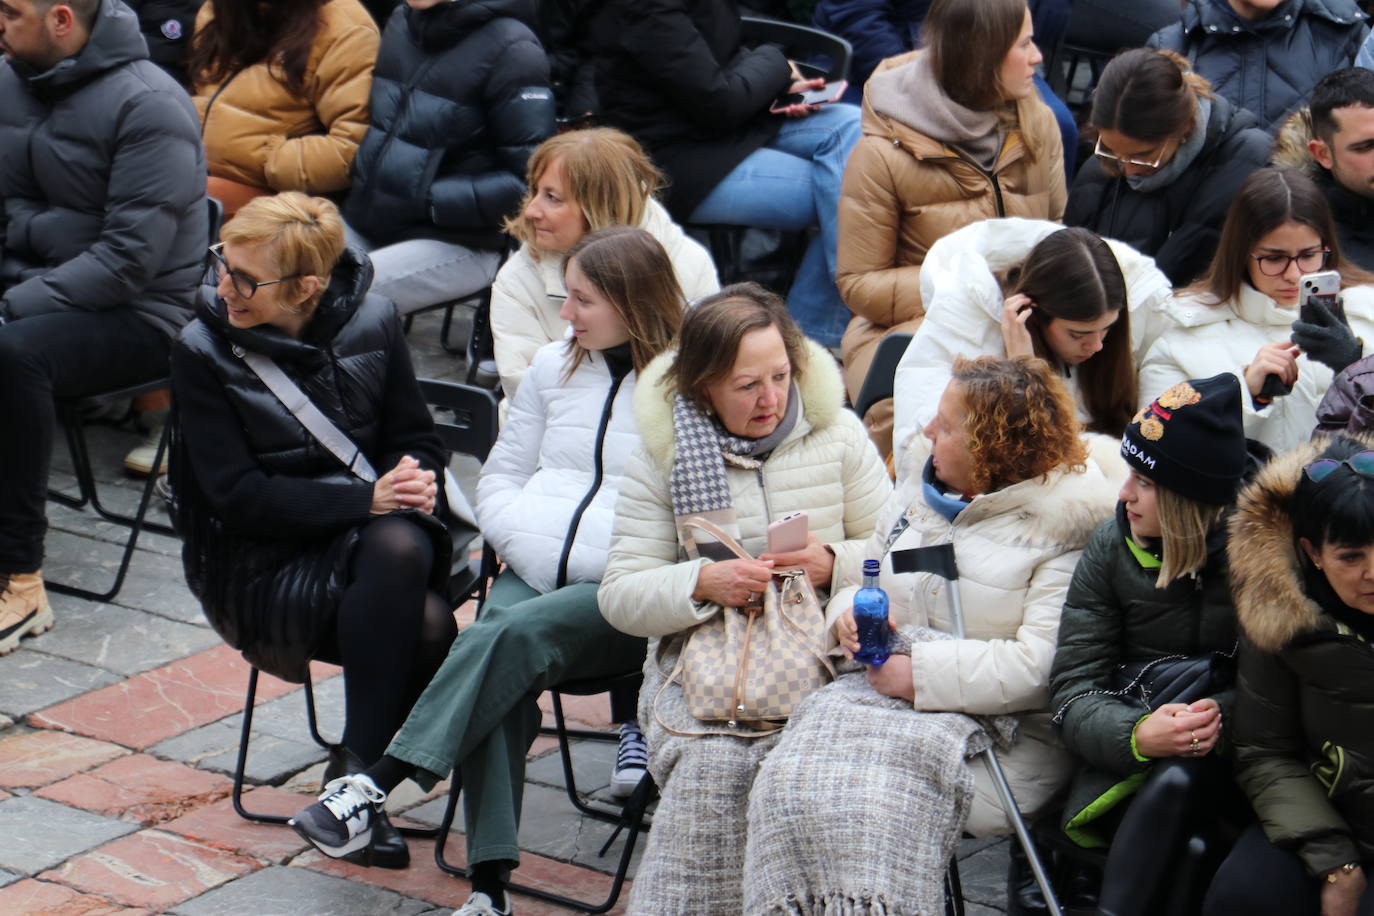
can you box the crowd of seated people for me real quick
[10,0,1374,913]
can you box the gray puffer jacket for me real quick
[1149,0,1368,132]
[0,0,207,338]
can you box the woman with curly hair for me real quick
[741,355,1119,913]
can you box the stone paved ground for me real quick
[0,308,1010,915]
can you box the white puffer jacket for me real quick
[824,432,1119,832]
[1137,282,1374,453]
[490,197,720,402]
[476,341,639,594]
[892,218,1176,478]
[599,340,892,647]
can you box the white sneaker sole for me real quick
[288,816,374,858]
[0,603,54,655]
[609,767,646,799]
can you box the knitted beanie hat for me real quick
[1121,373,1247,504]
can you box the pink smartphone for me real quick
[768,79,848,113]
[767,511,809,554]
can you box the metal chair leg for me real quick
[46,422,171,602]
[543,692,626,826]
[944,856,966,916]
[230,666,435,838]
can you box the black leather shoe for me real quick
[322,745,410,869]
[1005,840,1050,916]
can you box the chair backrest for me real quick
[740,16,852,82]
[853,332,912,418]
[418,378,500,464]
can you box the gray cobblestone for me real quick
[0,795,138,874]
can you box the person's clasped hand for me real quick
[693,557,775,608]
[1132,698,1222,758]
[773,61,823,118]
[1244,340,1301,400]
[1292,297,1363,374]
[370,454,437,515]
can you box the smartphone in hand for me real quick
[768,79,847,113]
[767,512,809,554]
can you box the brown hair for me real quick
[1007,227,1136,435]
[560,226,684,378]
[667,283,806,410]
[1187,166,1374,305]
[1090,48,1211,148]
[923,0,1027,111]
[189,0,325,98]
[949,355,1087,493]
[220,191,344,313]
[505,128,664,254]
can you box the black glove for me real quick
[1292,297,1363,374]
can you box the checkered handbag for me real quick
[675,517,835,733]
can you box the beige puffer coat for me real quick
[192,0,378,194]
[598,339,892,648]
[821,432,1120,833]
[835,50,1067,405]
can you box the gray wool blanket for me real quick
[742,629,1017,915]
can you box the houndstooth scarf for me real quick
[670,385,798,560]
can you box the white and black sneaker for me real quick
[609,720,649,798]
[452,890,511,915]
[289,773,386,858]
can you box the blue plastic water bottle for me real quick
[853,559,890,665]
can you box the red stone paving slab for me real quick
[158,785,315,862]
[28,645,305,749]
[0,731,128,789]
[0,878,153,915]
[295,836,626,915]
[36,754,232,826]
[40,829,260,911]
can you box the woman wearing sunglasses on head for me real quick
[1064,47,1270,288]
[1137,167,1374,454]
[1203,436,1374,916]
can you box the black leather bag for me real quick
[1109,651,1236,711]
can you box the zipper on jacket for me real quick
[200,67,245,139]
[355,57,442,218]
[925,150,1006,217]
[554,366,626,589]
[754,467,773,529]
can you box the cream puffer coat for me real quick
[1137,281,1374,453]
[598,339,892,647]
[891,218,1176,479]
[822,432,1120,834]
[491,197,719,402]
[192,0,378,194]
[476,341,639,594]
[835,50,1066,403]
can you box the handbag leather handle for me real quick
[681,516,755,562]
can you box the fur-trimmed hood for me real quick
[1228,436,1362,652]
[633,338,845,466]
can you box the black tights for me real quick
[334,516,456,765]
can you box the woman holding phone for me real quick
[1138,167,1374,453]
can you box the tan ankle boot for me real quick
[0,571,53,655]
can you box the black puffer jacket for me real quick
[0,0,206,338]
[582,0,793,219]
[344,0,554,250]
[1064,94,1270,287]
[122,0,200,87]
[1230,440,1374,876]
[1149,0,1367,132]
[169,249,450,682]
[1050,507,1239,846]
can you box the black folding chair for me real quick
[853,332,913,419]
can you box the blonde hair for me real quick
[504,128,664,255]
[220,192,344,313]
[1154,486,1226,588]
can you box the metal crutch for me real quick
[892,544,1064,916]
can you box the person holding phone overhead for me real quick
[1138,167,1374,454]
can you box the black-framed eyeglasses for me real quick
[1093,136,1169,169]
[208,243,300,299]
[1304,450,1374,482]
[1250,247,1330,277]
